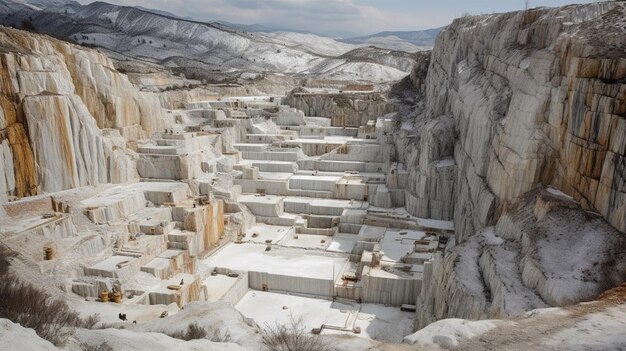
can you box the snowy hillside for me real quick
[0,0,418,83]
[341,28,443,51]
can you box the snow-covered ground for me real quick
[0,0,416,83]
[0,319,58,351]
[404,302,626,350]
[235,290,415,343]
[202,243,346,281]
[403,318,501,348]
[541,305,626,350]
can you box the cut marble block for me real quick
[361,264,423,306]
[241,150,300,162]
[334,176,374,201]
[139,221,176,235]
[119,234,168,266]
[238,194,284,217]
[357,225,386,242]
[275,108,306,126]
[83,189,146,224]
[283,197,359,216]
[182,201,225,252]
[298,159,385,173]
[290,175,339,192]
[141,258,173,279]
[84,256,141,279]
[82,182,190,224]
[371,185,392,208]
[158,249,190,273]
[148,273,202,306]
[167,230,199,255]
[71,278,114,298]
[237,179,289,195]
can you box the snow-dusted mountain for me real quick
[341,28,443,51]
[0,0,419,83]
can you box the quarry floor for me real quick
[235,290,415,343]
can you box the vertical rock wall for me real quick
[398,2,625,239]
[0,54,37,201]
[284,91,398,127]
[400,3,626,329]
[0,26,169,198]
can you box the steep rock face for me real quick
[399,3,626,329]
[398,3,626,238]
[415,189,625,329]
[394,114,457,220]
[0,26,167,197]
[447,3,624,238]
[284,91,397,127]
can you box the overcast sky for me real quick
[76,0,602,37]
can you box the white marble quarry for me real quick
[82,182,190,224]
[361,264,422,306]
[235,290,415,343]
[238,194,284,217]
[203,243,347,297]
[0,7,623,347]
[148,273,202,306]
[84,256,142,279]
[203,274,240,302]
[0,27,167,202]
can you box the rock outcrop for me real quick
[401,2,626,238]
[394,3,626,328]
[284,90,397,127]
[415,188,625,329]
[0,26,169,198]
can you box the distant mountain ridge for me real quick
[0,0,442,52]
[341,28,444,51]
[134,5,194,21]
[0,0,421,83]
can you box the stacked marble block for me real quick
[76,182,225,307]
[137,132,224,180]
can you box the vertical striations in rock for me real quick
[0,53,37,199]
[0,26,166,199]
[400,2,626,329]
[399,2,625,240]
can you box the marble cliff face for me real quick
[0,1,623,341]
[0,27,169,201]
[397,2,626,236]
[393,2,626,328]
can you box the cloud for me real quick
[75,0,601,37]
[76,0,437,36]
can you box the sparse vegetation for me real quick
[261,315,335,351]
[79,341,114,351]
[20,19,36,32]
[0,250,100,346]
[163,322,232,343]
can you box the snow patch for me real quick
[403,318,500,347]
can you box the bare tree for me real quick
[261,314,335,351]
[525,0,530,10]
[0,270,100,345]
[79,341,113,351]
[163,322,232,342]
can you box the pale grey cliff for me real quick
[284,89,398,127]
[0,26,170,199]
[396,2,625,237]
[392,3,626,328]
